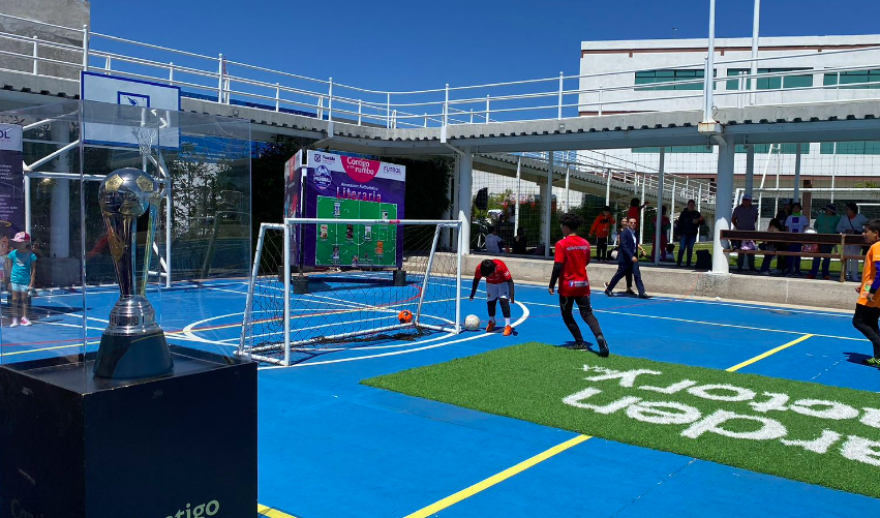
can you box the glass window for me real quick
[632,145,713,153]
[735,143,809,154]
[635,69,713,91]
[727,68,813,90]
[823,70,880,89]
[820,141,880,154]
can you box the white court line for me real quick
[521,300,867,342]
[258,301,530,369]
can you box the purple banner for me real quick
[287,150,406,269]
[0,124,24,261]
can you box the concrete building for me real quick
[578,36,880,211]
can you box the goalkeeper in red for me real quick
[469,258,515,336]
[549,213,610,357]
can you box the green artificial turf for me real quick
[363,343,880,498]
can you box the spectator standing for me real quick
[809,204,841,280]
[650,206,671,262]
[676,200,703,268]
[626,197,649,239]
[732,194,760,272]
[838,202,869,281]
[590,206,615,262]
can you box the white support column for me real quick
[750,0,761,105]
[794,143,802,203]
[713,134,735,274]
[745,144,755,197]
[441,163,453,249]
[654,148,665,266]
[514,157,521,236]
[671,178,677,243]
[458,152,473,255]
[639,173,646,242]
[605,169,612,206]
[49,122,70,260]
[564,165,570,211]
[543,153,554,258]
[697,184,702,213]
[831,147,837,203]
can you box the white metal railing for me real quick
[1,12,878,132]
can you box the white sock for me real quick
[505,317,511,326]
[489,317,495,323]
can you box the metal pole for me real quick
[282,223,291,366]
[745,144,755,196]
[750,0,761,105]
[455,220,462,333]
[486,95,490,123]
[327,77,333,123]
[698,183,702,212]
[713,135,735,274]
[605,169,612,206]
[443,85,449,128]
[544,152,554,259]
[32,35,38,75]
[565,165,570,211]
[80,25,90,73]
[703,0,716,123]
[357,100,362,126]
[275,83,280,112]
[387,93,391,129]
[558,71,564,119]
[514,157,521,236]
[671,177,677,242]
[23,173,30,235]
[794,143,802,203]
[639,173,646,242]
[165,178,172,288]
[169,63,175,85]
[217,53,224,103]
[831,147,837,203]
[655,148,665,265]
[415,226,442,326]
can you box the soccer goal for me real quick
[238,218,463,365]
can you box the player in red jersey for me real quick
[549,213,609,357]
[469,258,515,336]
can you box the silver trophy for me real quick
[93,167,174,379]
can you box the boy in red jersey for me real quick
[549,213,609,357]
[469,258,516,336]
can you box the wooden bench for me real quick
[719,230,867,282]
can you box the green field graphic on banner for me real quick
[315,196,398,267]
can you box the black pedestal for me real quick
[393,269,407,286]
[0,347,257,518]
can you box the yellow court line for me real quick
[726,334,815,372]
[402,434,591,518]
[258,503,299,518]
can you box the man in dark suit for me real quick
[605,218,650,299]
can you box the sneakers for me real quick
[604,282,614,297]
[486,321,496,333]
[571,340,588,349]
[597,336,610,358]
[638,294,652,300]
[807,274,816,279]
[624,289,637,296]
[866,358,880,367]
[503,325,513,337]
[20,316,32,327]
[9,318,18,328]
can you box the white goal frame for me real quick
[238,217,464,365]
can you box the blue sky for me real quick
[92,0,878,92]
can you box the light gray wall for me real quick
[0,0,90,80]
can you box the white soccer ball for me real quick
[464,314,481,331]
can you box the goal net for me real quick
[238,218,463,365]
